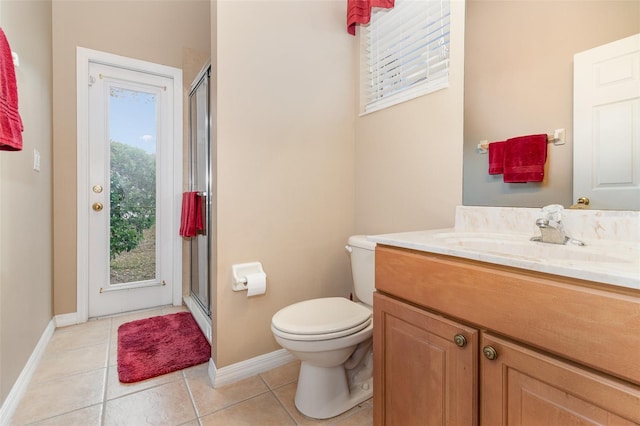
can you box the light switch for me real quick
[33,148,41,172]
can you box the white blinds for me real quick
[361,0,450,113]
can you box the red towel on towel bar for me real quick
[0,28,24,151]
[503,134,548,183]
[180,192,204,238]
[488,141,505,175]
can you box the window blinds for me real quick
[361,0,450,113]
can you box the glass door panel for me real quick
[109,87,158,285]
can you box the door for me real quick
[373,293,478,426]
[574,33,640,210]
[78,50,182,318]
[481,333,640,425]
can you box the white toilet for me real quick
[271,235,376,419]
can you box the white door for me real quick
[78,49,182,319]
[574,33,640,210]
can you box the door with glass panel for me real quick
[87,62,174,317]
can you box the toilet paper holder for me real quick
[231,262,265,292]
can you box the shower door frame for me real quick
[187,64,212,318]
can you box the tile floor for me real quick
[10,305,372,426]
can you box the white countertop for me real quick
[368,206,640,291]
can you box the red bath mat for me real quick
[117,312,210,383]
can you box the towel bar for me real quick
[476,128,565,153]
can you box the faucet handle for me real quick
[541,204,564,222]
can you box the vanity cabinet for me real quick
[373,245,640,426]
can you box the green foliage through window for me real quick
[110,140,156,258]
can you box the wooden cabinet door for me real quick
[373,293,478,426]
[481,333,640,426]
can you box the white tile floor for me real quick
[10,305,372,425]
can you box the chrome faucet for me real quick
[531,204,584,245]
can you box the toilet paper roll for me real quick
[245,272,267,297]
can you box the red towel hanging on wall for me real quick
[347,0,394,35]
[0,28,24,151]
[488,141,506,175]
[503,134,548,183]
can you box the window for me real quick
[360,0,451,114]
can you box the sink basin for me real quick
[432,232,634,264]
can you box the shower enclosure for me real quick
[185,64,212,339]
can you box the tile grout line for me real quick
[257,374,300,425]
[182,370,203,423]
[100,317,113,426]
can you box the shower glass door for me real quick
[189,66,211,317]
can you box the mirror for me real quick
[462,0,639,210]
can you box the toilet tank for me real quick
[346,235,376,307]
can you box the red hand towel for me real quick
[488,141,505,175]
[195,193,204,235]
[180,192,197,238]
[0,28,24,151]
[180,192,206,237]
[347,0,394,35]
[503,134,548,183]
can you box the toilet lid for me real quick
[272,297,372,336]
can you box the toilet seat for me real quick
[272,297,372,341]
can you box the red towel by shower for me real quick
[503,134,548,183]
[180,192,204,238]
[488,141,505,175]
[347,0,394,35]
[0,28,24,151]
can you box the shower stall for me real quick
[184,64,212,341]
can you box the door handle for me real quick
[92,202,104,212]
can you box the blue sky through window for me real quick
[109,87,157,155]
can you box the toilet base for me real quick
[294,362,373,420]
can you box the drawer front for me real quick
[375,245,640,385]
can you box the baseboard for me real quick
[0,319,56,424]
[54,312,80,328]
[208,349,296,388]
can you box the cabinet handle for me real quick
[482,345,498,360]
[453,334,467,348]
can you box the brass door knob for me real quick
[453,334,467,348]
[92,202,104,212]
[482,345,498,360]
[577,197,590,206]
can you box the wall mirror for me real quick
[462,0,639,210]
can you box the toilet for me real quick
[271,235,376,419]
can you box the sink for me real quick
[367,206,640,290]
[432,232,635,264]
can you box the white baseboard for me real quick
[54,312,81,328]
[0,319,56,424]
[209,349,296,388]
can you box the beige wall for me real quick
[463,0,640,208]
[51,0,211,315]
[0,0,53,404]
[213,0,356,366]
[354,0,466,234]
